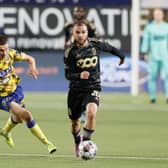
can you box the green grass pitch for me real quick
[0,92,168,168]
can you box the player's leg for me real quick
[0,90,22,148]
[0,116,16,147]
[68,89,82,142]
[80,111,86,123]
[148,60,160,103]
[71,119,81,156]
[9,101,56,154]
[71,119,81,143]
[162,60,168,103]
[82,90,100,140]
[83,103,97,140]
[67,89,83,157]
[1,108,24,134]
[0,85,56,153]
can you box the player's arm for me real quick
[13,50,38,80]
[140,25,150,54]
[96,40,125,66]
[108,45,125,65]
[64,48,80,80]
[24,54,39,80]
[140,24,150,60]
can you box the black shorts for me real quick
[67,89,100,120]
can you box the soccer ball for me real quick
[79,140,97,160]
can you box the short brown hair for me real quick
[0,35,8,45]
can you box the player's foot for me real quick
[150,99,156,104]
[80,113,86,123]
[74,134,83,157]
[47,142,57,154]
[0,130,14,148]
[74,143,80,157]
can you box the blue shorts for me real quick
[0,85,25,112]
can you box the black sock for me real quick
[72,129,81,144]
[83,127,94,141]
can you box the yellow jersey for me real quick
[0,49,26,96]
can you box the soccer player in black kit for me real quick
[64,21,125,157]
[64,6,99,122]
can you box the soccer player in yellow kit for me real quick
[0,35,56,154]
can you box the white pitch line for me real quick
[0,153,168,161]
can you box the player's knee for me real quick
[12,115,24,123]
[87,110,96,120]
[21,109,33,122]
[86,103,97,119]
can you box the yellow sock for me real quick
[2,117,17,133]
[29,124,50,145]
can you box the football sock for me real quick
[72,129,81,144]
[83,127,94,141]
[27,120,50,145]
[2,116,17,133]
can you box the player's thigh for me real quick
[0,85,25,112]
[83,90,100,108]
[67,89,83,120]
[10,101,24,115]
[86,102,98,119]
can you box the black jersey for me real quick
[64,20,97,45]
[64,38,125,92]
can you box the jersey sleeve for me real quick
[64,48,80,80]
[9,49,26,61]
[95,40,125,59]
[140,25,150,54]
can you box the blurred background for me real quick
[0,0,167,94]
[1,1,168,168]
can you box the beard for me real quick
[76,38,87,46]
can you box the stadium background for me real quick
[1,1,168,168]
[1,0,167,93]
[0,0,137,92]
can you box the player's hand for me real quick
[28,68,39,80]
[80,71,90,79]
[140,54,148,61]
[119,57,125,66]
